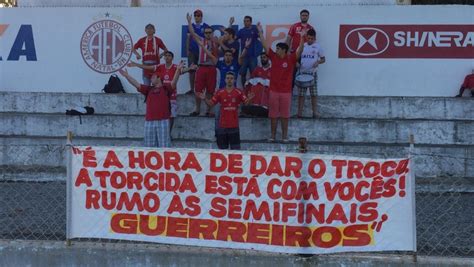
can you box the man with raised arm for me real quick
[257,22,305,143]
[187,12,219,117]
[197,38,250,88]
[118,62,184,148]
[127,51,197,133]
[234,16,261,88]
[185,9,210,95]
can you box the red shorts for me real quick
[194,65,217,95]
[268,91,291,118]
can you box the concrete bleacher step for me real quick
[1,112,474,145]
[1,137,472,178]
[1,92,473,120]
[2,91,473,180]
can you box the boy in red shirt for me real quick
[456,69,474,97]
[132,24,168,85]
[198,72,254,149]
[118,62,184,147]
[257,22,304,143]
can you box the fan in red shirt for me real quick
[286,9,314,53]
[127,51,197,133]
[198,72,254,150]
[456,69,474,97]
[257,22,305,143]
[118,62,184,148]
[241,52,271,117]
[132,24,168,85]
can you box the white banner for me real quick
[69,146,416,254]
[0,6,473,96]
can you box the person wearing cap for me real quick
[118,62,185,148]
[456,69,474,97]
[185,9,210,95]
[132,24,168,85]
[186,12,219,117]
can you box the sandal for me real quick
[268,138,275,143]
[189,111,199,116]
[282,139,289,143]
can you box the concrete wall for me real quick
[1,6,472,96]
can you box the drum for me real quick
[295,74,314,88]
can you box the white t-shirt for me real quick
[300,42,324,73]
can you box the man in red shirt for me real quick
[187,13,219,117]
[198,72,253,150]
[118,62,184,148]
[127,51,197,133]
[286,9,314,54]
[286,9,314,88]
[241,52,271,117]
[132,24,168,85]
[456,69,474,97]
[258,22,304,143]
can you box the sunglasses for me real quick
[205,31,213,34]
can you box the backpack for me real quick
[102,75,125,93]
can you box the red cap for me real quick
[194,9,203,16]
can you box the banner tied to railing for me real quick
[69,146,415,254]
